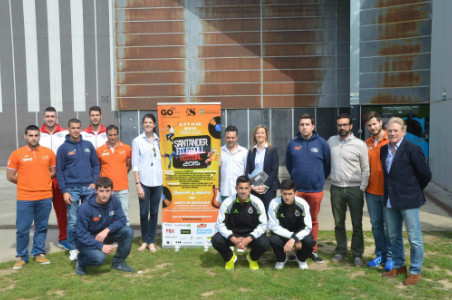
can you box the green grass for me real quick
[0,231,451,300]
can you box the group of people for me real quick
[217,112,430,286]
[7,107,431,285]
[7,106,163,275]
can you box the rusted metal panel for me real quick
[264,83,323,95]
[263,95,321,108]
[117,97,185,111]
[360,3,430,25]
[198,70,260,83]
[264,70,328,82]
[263,5,335,18]
[117,8,185,21]
[200,19,260,32]
[361,0,426,10]
[195,83,260,96]
[117,59,186,72]
[263,31,331,43]
[117,72,185,85]
[116,0,185,9]
[118,85,185,97]
[202,32,260,45]
[117,47,186,59]
[115,0,348,110]
[200,58,260,70]
[361,70,429,89]
[117,34,185,47]
[116,21,185,34]
[263,56,331,69]
[263,17,334,31]
[190,96,261,108]
[264,44,333,56]
[194,6,260,19]
[199,45,260,57]
[359,0,431,104]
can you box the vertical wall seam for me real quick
[8,0,19,148]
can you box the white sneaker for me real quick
[69,249,79,261]
[296,258,308,270]
[275,261,285,270]
[275,256,288,270]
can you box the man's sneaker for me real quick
[246,254,259,270]
[34,254,51,265]
[111,261,135,273]
[75,262,86,276]
[58,240,71,251]
[225,253,237,270]
[310,252,324,264]
[384,259,394,271]
[331,253,344,263]
[274,256,288,270]
[13,258,27,270]
[354,257,363,267]
[296,258,309,270]
[69,249,79,261]
[366,255,382,268]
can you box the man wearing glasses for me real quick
[327,113,369,267]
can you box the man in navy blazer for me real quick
[380,117,431,286]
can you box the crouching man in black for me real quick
[211,175,269,270]
[73,177,134,275]
[268,179,316,270]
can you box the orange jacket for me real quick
[365,131,389,195]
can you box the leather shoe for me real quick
[382,266,407,278]
[404,274,422,286]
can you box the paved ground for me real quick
[1,168,450,263]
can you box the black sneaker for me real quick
[310,252,324,264]
[112,261,135,273]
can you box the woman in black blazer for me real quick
[245,125,280,212]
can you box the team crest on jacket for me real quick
[295,146,301,150]
[248,207,253,214]
[310,147,319,153]
[295,210,301,217]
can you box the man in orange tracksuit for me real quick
[364,111,393,271]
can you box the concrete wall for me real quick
[429,0,452,191]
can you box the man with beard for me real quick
[364,111,393,271]
[81,106,107,148]
[39,106,70,250]
[327,113,369,267]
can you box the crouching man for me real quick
[211,175,269,270]
[73,177,134,275]
[268,179,316,270]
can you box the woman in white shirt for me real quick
[132,114,163,252]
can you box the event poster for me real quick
[157,103,222,248]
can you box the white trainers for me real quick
[275,256,288,270]
[296,259,308,270]
[275,261,285,270]
[69,249,79,261]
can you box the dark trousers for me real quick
[139,184,162,244]
[211,232,270,262]
[251,189,276,213]
[75,226,134,268]
[330,185,364,258]
[269,233,316,262]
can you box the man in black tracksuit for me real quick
[268,179,316,270]
[211,175,269,270]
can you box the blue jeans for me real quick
[66,186,95,250]
[16,198,52,262]
[365,192,392,259]
[75,226,134,268]
[114,190,130,226]
[386,207,423,275]
[139,184,162,244]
